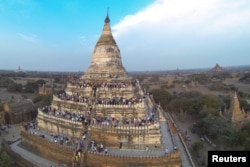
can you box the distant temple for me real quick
[0,100,36,124]
[15,66,22,73]
[211,64,223,73]
[222,92,250,128]
[38,81,54,95]
[20,14,181,167]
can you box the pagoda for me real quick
[23,13,181,167]
[211,63,223,73]
[230,92,245,123]
[221,92,250,129]
[37,12,162,150]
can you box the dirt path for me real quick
[171,113,215,166]
[0,124,21,149]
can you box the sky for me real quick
[0,0,250,72]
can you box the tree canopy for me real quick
[0,77,13,87]
[33,94,53,108]
[150,89,172,109]
[165,91,223,115]
[0,147,13,167]
[7,83,22,92]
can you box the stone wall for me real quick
[20,129,181,167]
[37,110,83,137]
[82,151,181,167]
[52,96,89,111]
[3,109,37,124]
[65,85,92,96]
[2,140,37,167]
[38,109,162,150]
[95,105,145,119]
[90,124,162,150]
[97,88,135,99]
[20,130,74,166]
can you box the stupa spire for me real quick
[95,10,116,47]
[82,13,129,80]
[230,91,245,122]
[105,7,110,24]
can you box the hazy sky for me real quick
[0,0,250,72]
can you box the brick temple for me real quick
[21,14,181,167]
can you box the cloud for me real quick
[111,0,250,70]
[18,33,39,43]
[113,0,250,38]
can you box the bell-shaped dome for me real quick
[82,14,130,81]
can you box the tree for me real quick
[151,89,172,109]
[192,141,204,160]
[24,82,39,93]
[190,73,210,85]
[0,77,14,87]
[200,94,222,109]
[148,75,160,82]
[241,122,250,134]
[33,94,53,108]
[7,83,22,92]
[244,137,250,150]
[195,114,241,146]
[36,79,46,86]
[239,98,250,112]
[166,91,223,115]
[192,141,204,152]
[0,147,13,167]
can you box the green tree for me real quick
[239,99,250,111]
[200,94,222,109]
[192,141,204,159]
[167,91,225,116]
[190,73,210,85]
[54,77,61,83]
[0,147,13,167]
[243,137,250,150]
[192,141,204,152]
[148,75,160,82]
[33,94,53,108]
[25,82,39,93]
[0,77,13,87]
[36,79,46,86]
[195,114,240,146]
[241,122,250,134]
[184,79,191,84]
[151,89,172,109]
[7,83,22,92]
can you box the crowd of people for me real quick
[96,95,144,105]
[57,92,89,104]
[41,105,91,124]
[41,104,157,128]
[25,121,83,150]
[88,140,107,154]
[68,78,137,90]
[56,91,144,106]
[26,116,92,167]
[91,111,157,127]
